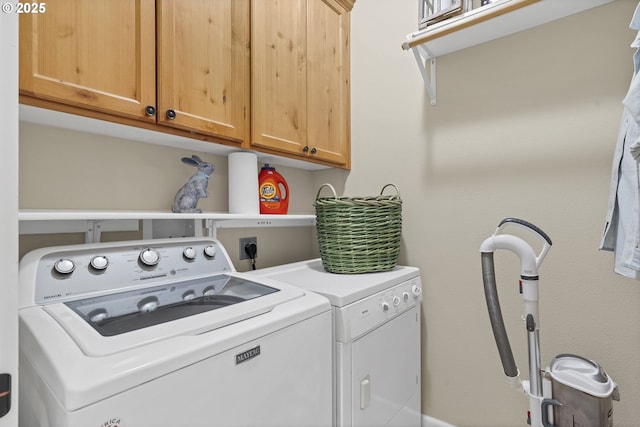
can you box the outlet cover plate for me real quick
[239,237,257,260]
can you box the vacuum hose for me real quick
[481,252,518,378]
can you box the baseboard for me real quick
[422,414,457,427]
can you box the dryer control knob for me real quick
[54,258,75,275]
[204,244,217,258]
[381,301,390,312]
[182,290,196,301]
[183,247,196,260]
[412,284,422,298]
[392,296,401,306]
[90,255,109,270]
[403,292,410,302]
[139,248,160,266]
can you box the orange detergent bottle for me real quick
[258,164,289,214]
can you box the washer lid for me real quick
[43,273,305,357]
[549,354,617,398]
[64,274,279,337]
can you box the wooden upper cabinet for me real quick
[156,0,250,143]
[251,0,351,168]
[19,0,156,122]
[251,0,308,156]
[20,0,250,144]
[306,0,350,167]
[20,0,350,167]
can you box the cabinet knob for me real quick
[310,147,317,155]
[166,109,176,120]
[144,105,156,117]
[302,145,309,153]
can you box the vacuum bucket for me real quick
[542,355,620,427]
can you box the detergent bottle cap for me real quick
[261,164,275,171]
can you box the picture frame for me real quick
[418,0,465,29]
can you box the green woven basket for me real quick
[314,183,402,274]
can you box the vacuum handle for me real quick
[541,398,562,427]
[497,218,552,245]
[496,218,552,269]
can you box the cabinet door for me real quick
[19,0,156,122]
[251,0,308,156]
[157,0,250,144]
[307,0,350,167]
[251,0,350,168]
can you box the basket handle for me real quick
[316,183,338,200]
[380,184,400,197]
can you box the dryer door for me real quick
[351,306,421,427]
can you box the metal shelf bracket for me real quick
[411,44,437,106]
[19,219,139,243]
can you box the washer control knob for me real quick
[54,258,75,274]
[392,296,401,306]
[138,296,159,313]
[403,291,410,302]
[90,255,109,270]
[204,244,217,258]
[139,248,160,266]
[182,290,196,301]
[412,284,422,297]
[183,247,196,260]
[381,301,390,312]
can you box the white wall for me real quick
[326,0,639,425]
[18,1,640,426]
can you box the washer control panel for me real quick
[335,276,422,343]
[21,238,234,306]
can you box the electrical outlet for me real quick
[239,237,257,260]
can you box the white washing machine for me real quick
[250,259,422,427]
[18,238,332,427]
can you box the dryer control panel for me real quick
[334,276,422,343]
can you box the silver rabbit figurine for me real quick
[171,155,215,213]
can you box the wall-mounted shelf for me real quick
[19,210,316,242]
[403,0,616,105]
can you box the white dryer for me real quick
[250,259,423,427]
[18,238,332,427]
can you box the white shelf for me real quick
[19,210,316,242]
[18,209,315,222]
[403,0,616,104]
